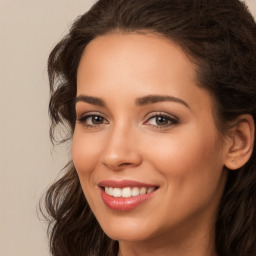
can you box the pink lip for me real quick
[98,179,159,211]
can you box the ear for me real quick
[224,114,255,170]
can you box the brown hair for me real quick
[41,0,256,255]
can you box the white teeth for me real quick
[112,188,122,197]
[109,187,113,196]
[104,186,156,198]
[140,187,147,195]
[131,187,140,197]
[147,187,155,194]
[122,187,131,198]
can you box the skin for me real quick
[72,33,231,256]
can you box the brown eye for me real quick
[77,114,109,128]
[91,116,104,124]
[145,113,179,128]
[155,116,169,125]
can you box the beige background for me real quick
[1,1,255,255]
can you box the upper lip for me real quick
[98,179,159,188]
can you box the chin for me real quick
[105,227,150,242]
[97,215,156,242]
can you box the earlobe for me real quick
[224,114,255,170]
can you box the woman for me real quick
[42,0,256,255]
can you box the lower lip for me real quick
[100,189,155,211]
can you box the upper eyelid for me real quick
[77,111,108,119]
[144,111,179,120]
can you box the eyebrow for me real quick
[75,94,190,108]
[75,95,106,107]
[136,95,190,108]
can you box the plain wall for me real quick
[0,1,95,256]
[1,1,255,255]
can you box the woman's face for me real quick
[73,33,228,243]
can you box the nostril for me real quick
[119,162,132,166]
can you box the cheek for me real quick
[142,124,224,194]
[72,129,104,211]
[141,128,226,225]
[72,129,102,179]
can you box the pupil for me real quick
[93,116,103,124]
[156,116,168,125]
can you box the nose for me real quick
[100,126,142,171]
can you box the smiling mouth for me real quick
[98,180,159,211]
[101,186,158,198]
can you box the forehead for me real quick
[76,33,214,119]
[77,33,197,91]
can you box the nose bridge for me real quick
[101,120,142,170]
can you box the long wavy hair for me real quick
[41,0,256,255]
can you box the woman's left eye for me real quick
[144,114,179,128]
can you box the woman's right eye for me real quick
[77,114,109,128]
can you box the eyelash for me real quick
[77,112,179,129]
